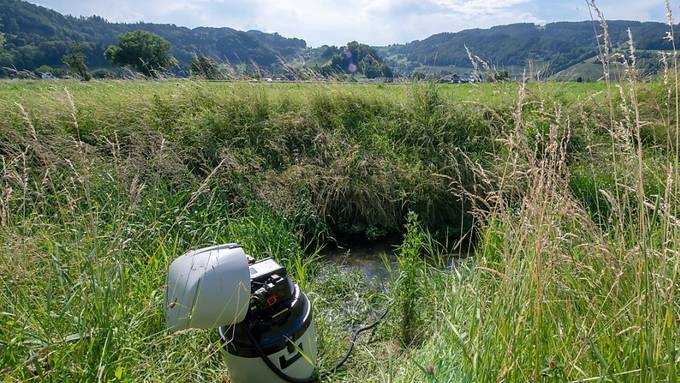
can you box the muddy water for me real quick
[322,239,470,282]
[321,240,398,282]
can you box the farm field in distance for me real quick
[0,78,678,382]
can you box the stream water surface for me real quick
[322,239,470,282]
[322,240,398,282]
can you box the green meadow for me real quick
[0,79,677,382]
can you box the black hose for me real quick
[244,307,390,383]
[319,307,390,378]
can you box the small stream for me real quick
[322,238,471,282]
[317,239,471,324]
[321,240,398,281]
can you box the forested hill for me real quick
[2,0,679,78]
[377,21,680,75]
[0,0,306,71]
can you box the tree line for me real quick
[0,0,307,77]
[10,29,395,81]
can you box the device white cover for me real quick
[165,244,251,331]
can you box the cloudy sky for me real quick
[28,0,668,46]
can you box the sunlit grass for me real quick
[0,77,678,382]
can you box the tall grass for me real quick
[399,8,680,381]
[393,212,427,346]
[0,80,499,381]
[0,43,678,382]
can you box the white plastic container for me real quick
[219,287,317,382]
[165,244,318,382]
[165,244,251,331]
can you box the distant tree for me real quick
[382,63,394,79]
[35,65,54,74]
[35,65,67,78]
[321,41,393,78]
[105,31,176,77]
[91,68,118,79]
[63,44,91,81]
[412,72,426,81]
[361,55,382,79]
[490,70,510,82]
[190,55,222,80]
[0,32,9,72]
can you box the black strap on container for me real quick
[243,308,390,383]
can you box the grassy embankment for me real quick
[0,78,677,382]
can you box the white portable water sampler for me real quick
[164,244,318,382]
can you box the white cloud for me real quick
[591,0,665,21]
[27,0,543,45]
[242,0,544,45]
[27,0,669,46]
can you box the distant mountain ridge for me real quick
[1,0,678,79]
[377,21,679,76]
[0,0,306,72]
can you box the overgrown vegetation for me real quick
[1,8,680,380]
[1,74,677,381]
